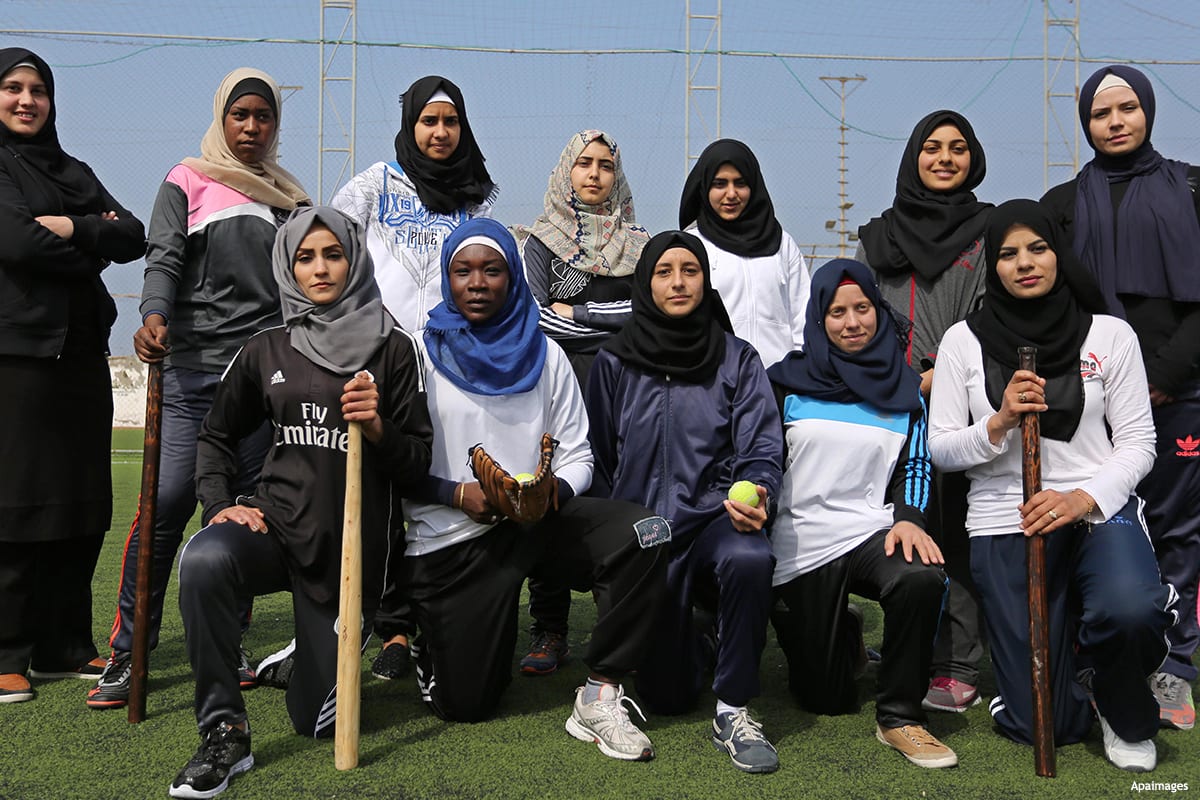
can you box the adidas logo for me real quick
[270,370,285,385]
[1177,435,1200,458]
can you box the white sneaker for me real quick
[1097,712,1156,772]
[565,684,654,761]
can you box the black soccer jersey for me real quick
[196,326,434,605]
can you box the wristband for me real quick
[456,483,465,510]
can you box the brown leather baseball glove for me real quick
[467,432,559,524]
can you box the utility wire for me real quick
[8,27,1200,65]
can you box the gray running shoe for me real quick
[1150,672,1195,730]
[712,709,779,773]
[565,684,654,761]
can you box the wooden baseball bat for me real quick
[1019,346,1055,778]
[129,361,164,724]
[335,421,363,770]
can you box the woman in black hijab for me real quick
[1043,66,1200,728]
[586,231,784,774]
[0,48,146,703]
[928,199,1174,772]
[679,139,810,368]
[331,74,498,681]
[332,75,497,334]
[857,110,992,712]
[393,76,494,215]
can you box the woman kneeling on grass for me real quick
[401,217,667,761]
[169,207,433,799]
[768,259,954,768]
[584,231,782,774]
[928,199,1175,773]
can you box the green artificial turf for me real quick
[0,437,1194,799]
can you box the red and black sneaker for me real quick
[237,647,256,690]
[520,630,569,676]
[86,651,131,709]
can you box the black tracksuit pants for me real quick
[407,497,667,723]
[178,521,369,738]
[773,528,947,728]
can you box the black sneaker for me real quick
[255,641,295,689]
[237,646,256,690]
[520,630,569,676]
[371,636,411,680]
[169,721,253,799]
[86,651,131,709]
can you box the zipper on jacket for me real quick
[659,374,671,502]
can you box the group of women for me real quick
[0,44,1194,797]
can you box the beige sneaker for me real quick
[565,684,654,761]
[876,724,958,768]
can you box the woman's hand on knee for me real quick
[884,521,943,565]
[211,504,268,533]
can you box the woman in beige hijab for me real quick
[88,68,310,711]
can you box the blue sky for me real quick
[3,0,1197,353]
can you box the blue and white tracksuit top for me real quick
[770,391,932,586]
[585,334,783,545]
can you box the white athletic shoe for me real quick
[565,684,654,761]
[1098,712,1156,772]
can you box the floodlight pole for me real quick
[318,0,357,203]
[1043,0,1081,191]
[685,0,722,177]
[820,75,865,257]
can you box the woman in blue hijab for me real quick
[768,259,954,769]
[399,218,667,763]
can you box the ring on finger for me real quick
[1047,509,1059,521]
[1018,391,1027,403]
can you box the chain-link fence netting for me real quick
[5,1,1197,428]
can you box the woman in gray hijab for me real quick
[168,207,433,799]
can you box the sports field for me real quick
[0,429,1194,799]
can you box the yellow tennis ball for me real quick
[727,480,760,507]
[514,473,535,484]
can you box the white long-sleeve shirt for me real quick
[928,315,1155,537]
[691,227,810,368]
[403,338,592,556]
